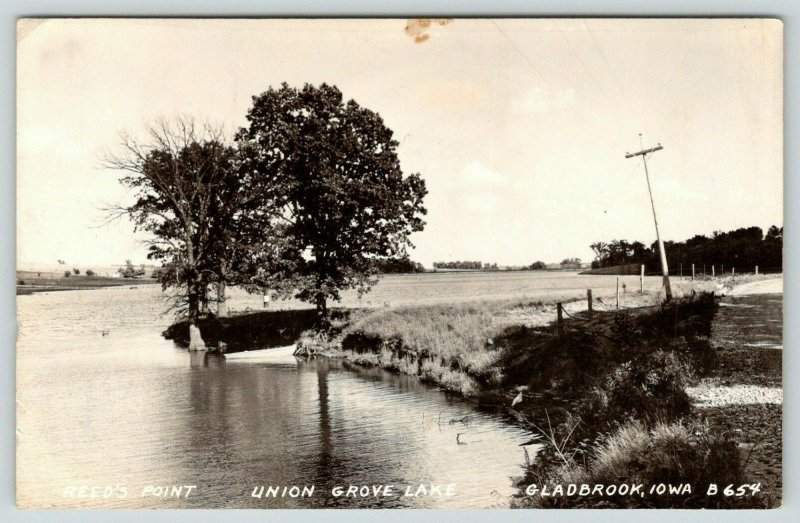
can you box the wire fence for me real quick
[555,259,783,335]
[640,264,783,277]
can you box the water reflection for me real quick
[17,286,530,509]
[315,362,333,498]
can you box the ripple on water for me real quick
[17,286,531,509]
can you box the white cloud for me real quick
[462,161,509,186]
[515,87,550,113]
[456,161,509,213]
[512,86,577,114]
[555,87,576,107]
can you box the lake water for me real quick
[16,283,536,509]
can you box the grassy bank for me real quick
[321,278,774,508]
[323,274,766,393]
[338,299,545,394]
[333,278,723,396]
[502,284,780,508]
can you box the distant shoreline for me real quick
[16,275,160,295]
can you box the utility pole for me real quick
[626,136,672,301]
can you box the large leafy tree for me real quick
[237,83,428,322]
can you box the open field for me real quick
[218,270,725,314]
[341,270,669,308]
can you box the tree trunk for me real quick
[197,277,209,315]
[315,295,329,329]
[217,280,228,317]
[217,262,229,317]
[187,275,206,351]
[188,322,206,351]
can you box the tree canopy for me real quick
[590,226,783,273]
[373,255,426,274]
[112,85,428,345]
[106,119,255,347]
[236,83,428,320]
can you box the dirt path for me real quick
[688,275,783,506]
[700,277,783,391]
[728,277,783,296]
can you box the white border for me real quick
[3,2,797,523]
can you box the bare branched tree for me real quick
[105,116,242,349]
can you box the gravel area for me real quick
[706,290,782,388]
[687,276,783,507]
[686,383,782,407]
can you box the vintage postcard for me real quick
[16,18,783,509]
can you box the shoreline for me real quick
[301,274,771,391]
[16,277,160,295]
[310,274,782,507]
[162,274,782,507]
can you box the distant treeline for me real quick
[374,256,426,274]
[433,261,499,270]
[429,259,584,271]
[590,226,783,273]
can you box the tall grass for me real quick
[340,299,545,393]
[517,419,759,508]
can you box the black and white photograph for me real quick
[15,18,783,509]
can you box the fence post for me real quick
[712,265,715,277]
[691,263,695,281]
[755,265,759,275]
[557,302,564,336]
[616,277,620,309]
[640,264,644,293]
[732,267,735,276]
[587,289,593,319]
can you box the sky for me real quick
[16,18,783,271]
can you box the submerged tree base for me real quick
[187,324,206,351]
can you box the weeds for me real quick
[514,419,762,508]
[340,300,517,394]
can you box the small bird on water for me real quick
[511,392,523,408]
[511,385,529,408]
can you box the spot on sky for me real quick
[404,19,453,43]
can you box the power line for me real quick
[582,20,628,101]
[491,20,552,90]
[551,20,610,101]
